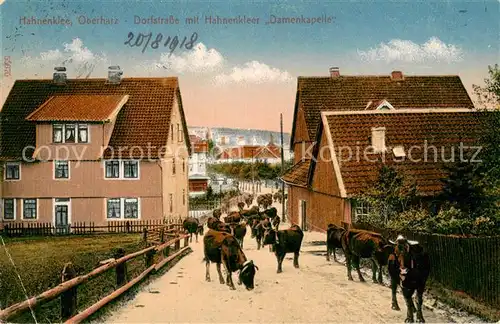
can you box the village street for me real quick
[103,221,451,323]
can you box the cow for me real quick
[271,215,281,230]
[224,211,242,224]
[262,224,304,273]
[231,221,247,248]
[207,216,231,233]
[197,224,204,236]
[250,218,266,250]
[203,229,259,290]
[326,223,345,262]
[261,207,278,219]
[340,229,393,284]
[212,208,222,220]
[388,235,430,323]
[182,217,200,243]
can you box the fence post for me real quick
[175,236,181,250]
[164,245,170,257]
[142,228,148,245]
[184,235,189,247]
[160,228,165,243]
[145,249,155,267]
[114,248,127,287]
[61,262,77,320]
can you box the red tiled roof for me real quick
[0,78,191,159]
[281,158,311,188]
[321,109,487,197]
[291,74,475,146]
[218,145,280,160]
[25,95,129,121]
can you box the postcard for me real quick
[0,1,499,323]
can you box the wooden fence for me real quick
[351,222,500,309]
[1,218,184,237]
[0,223,191,323]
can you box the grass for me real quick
[0,233,144,323]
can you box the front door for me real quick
[299,200,307,231]
[54,198,71,235]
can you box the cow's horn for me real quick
[389,240,396,244]
[408,240,419,245]
[396,235,405,241]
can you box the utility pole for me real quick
[251,148,255,195]
[280,113,286,222]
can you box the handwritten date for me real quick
[124,32,198,55]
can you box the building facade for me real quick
[0,67,191,227]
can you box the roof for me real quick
[318,109,487,197]
[218,144,280,160]
[280,158,311,188]
[291,73,475,148]
[190,134,209,153]
[0,78,191,159]
[25,95,129,122]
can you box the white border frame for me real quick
[21,198,39,221]
[53,198,72,226]
[4,162,21,181]
[2,198,17,221]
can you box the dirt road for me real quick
[104,224,451,323]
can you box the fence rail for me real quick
[0,223,191,323]
[1,219,184,237]
[351,222,500,309]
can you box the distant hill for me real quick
[188,126,291,148]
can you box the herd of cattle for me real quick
[182,194,431,323]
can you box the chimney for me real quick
[391,71,404,81]
[329,67,340,78]
[53,66,67,85]
[108,66,123,84]
[371,127,386,152]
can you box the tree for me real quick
[360,165,417,224]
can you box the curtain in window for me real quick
[124,161,138,178]
[65,124,76,142]
[107,198,121,218]
[55,161,69,178]
[23,199,36,219]
[106,161,120,178]
[78,125,88,143]
[4,199,14,219]
[53,125,63,143]
[6,165,19,179]
[124,198,138,218]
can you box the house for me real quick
[216,142,282,164]
[0,66,191,227]
[188,134,210,196]
[282,68,478,231]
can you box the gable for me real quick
[310,128,341,196]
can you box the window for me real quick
[177,123,183,142]
[182,159,185,173]
[182,189,186,206]
[171,124,174,143]
[107,198,121,219]
[5,163,20,180]
[123,161,138,178]
[107,198,141,220]
[78,124,88,143]
[169,193,173,213]
[53,124,89,143]
[105,161,120,178]
[3,199,16,220]
[124,198,139,219]
[172,158,176,175]
[53,124,63,143]
[354,200,371,221]
[22,199,37,220]
[54,161,69,179]
[189,164,193,172]
[65,124,76,143]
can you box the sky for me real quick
[0,0,499,133]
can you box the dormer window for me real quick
[53,123,89,143]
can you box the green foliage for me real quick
[359,165,417,224]
[472,64,500,108]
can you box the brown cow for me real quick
[271,215,280,230]
[182,217,200,243]
[203,229,258,290]
[250,219,266,250]
[326,223,345,262]
[212,208,222,220]
[263,224,304,273]
[231,221,247,248]
[207,216,231,233]
[224,211,241,224]
[197,224,204,236]
[388,235,430,323]
[340,229,392,283]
